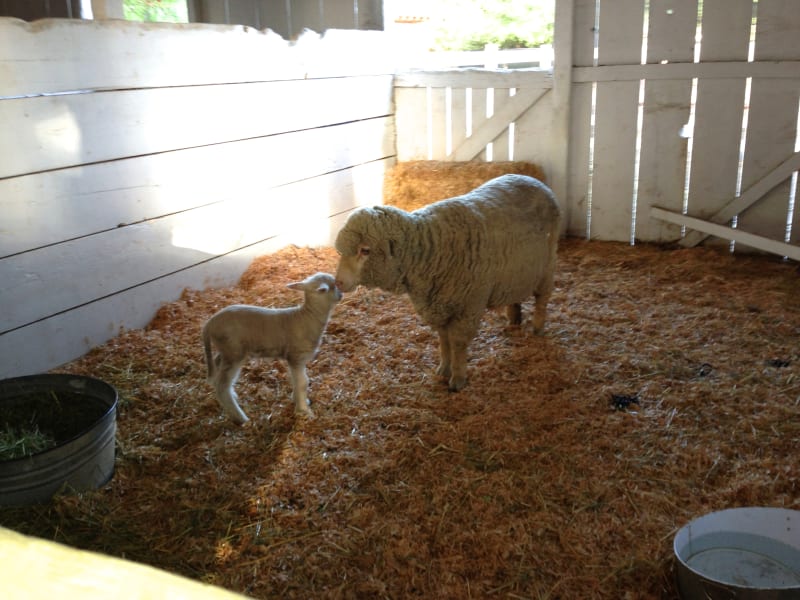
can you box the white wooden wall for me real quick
[0,18,395,378]
[395,0,800,258]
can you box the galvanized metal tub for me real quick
[0,374,117,505]
[674,507,800,599]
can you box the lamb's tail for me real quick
[202,324,215,382]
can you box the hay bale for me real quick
[384,160,547,212]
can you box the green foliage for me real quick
[430,0,554,51]
[123,0,187,23]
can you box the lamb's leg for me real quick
[215,358,249,425]
[435,327,451,379]
[288,359,313,417]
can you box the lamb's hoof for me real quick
[229,414,250,426]
[296,408,315,419]
[436,364,451,378]
[448,375,467,392]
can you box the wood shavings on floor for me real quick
[2,239,798,600]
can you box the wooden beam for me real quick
[681,150,800,247]
[550,0,575,233]
[393,69,553,89]
[572,60,800,83]
[650,206,800,261]
[449,88,549,161]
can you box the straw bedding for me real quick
[1,168,798,599]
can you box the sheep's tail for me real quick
[202,324,215,381]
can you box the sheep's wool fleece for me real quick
[335,174,561,327]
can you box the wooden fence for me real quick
[395,0,800,258]
[0,19,395,378]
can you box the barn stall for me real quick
[1,1,799,599]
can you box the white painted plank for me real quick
[590,80,640,241]
[394,87,431,161]
[589,0,644,241]
[685,1,752,230]
[0,18,396,98]
[572,61,800,83]
[0,17,302,97]
[681,151,800,247]
[0,159,392,335]
[449,87,468,158]
[700,0,753,62]
[0,75,394,179]
[636,80,692,242]
[749,0,800,62]
[451,88,548,162]
[550,0,575,230]
[393,70,553,90]
[735,80,799,249]
[651,206,800,261]
[686,78,747,221]
[635,0,696,242]
[491,89,512,162]
[597,0,645,66]
[734,1,800,250]
[513,91,556,178]
[572,0,597,68]
[429,87,448,160]
[647,0,698,64]
[0,116,396,257]
[566,81,593,238]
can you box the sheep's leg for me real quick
[506,303,522,325]
[288,359,314,417]
[215,358,249,425]
[435,328,451,379]
[532,293,550,334]
[446,320,479,392]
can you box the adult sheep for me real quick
[334,173,561,391]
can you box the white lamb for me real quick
[202,272,342,425]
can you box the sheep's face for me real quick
[335,206,407,294]
[335,245,369,292]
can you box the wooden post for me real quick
[551,0,575,235]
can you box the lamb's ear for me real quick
[315,282,331,293]
[286,281,304,291]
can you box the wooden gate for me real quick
[394,0,800,259]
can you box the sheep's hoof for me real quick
[506,303,522,325]
[296,408,315,419]
[448,375,467,392]
[436,363,451,378]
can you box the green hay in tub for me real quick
[0,423,56,460]
[0,390,108,460]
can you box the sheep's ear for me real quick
[286,281,304,291]
[315,282,331,293]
